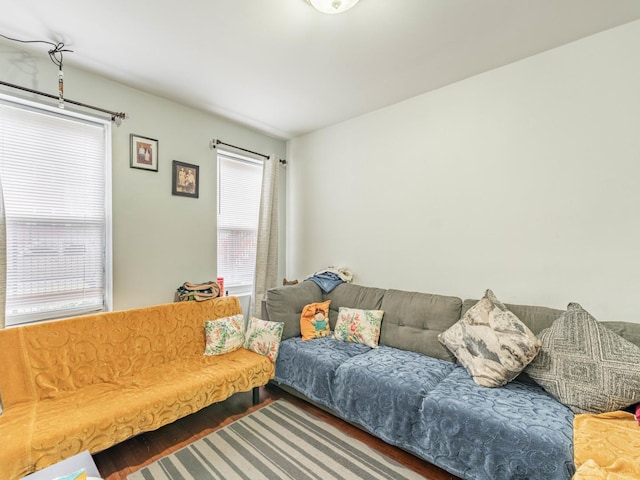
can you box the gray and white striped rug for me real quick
[127,399,427,480]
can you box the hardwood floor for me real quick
[93,384,460,480]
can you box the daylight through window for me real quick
[0,95,112,325]
[216,150,263,293]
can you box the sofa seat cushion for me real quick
[112,347,274,400]
[274,337,370,407]
[413,366,574,480]
[1,348,274,479]
[331,346,455,447]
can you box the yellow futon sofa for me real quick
[0,297,274,480]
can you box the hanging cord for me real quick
[0,34,73,108]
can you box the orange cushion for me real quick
[300,300,331,340]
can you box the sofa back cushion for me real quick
[462,299,564,335]
[599,321,640,349]
[380,290,462,362]
[265,281,323,339]
[323,283,386,330]
[461,299,640,349]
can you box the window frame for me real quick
[216,149,263,296]
[0,93,113,326]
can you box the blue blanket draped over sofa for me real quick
[275,337,574,480]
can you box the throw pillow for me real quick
[300,300,332,341]
[334,307,384,348]
[526,303,640,414]
[244,317,284,363]
[204,314,245,356]
[438,289,541,388]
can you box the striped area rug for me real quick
[127,399,427,480]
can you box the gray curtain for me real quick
[252,155,280,316]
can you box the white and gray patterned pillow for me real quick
[526,303,640,414]
[438,289,541,388]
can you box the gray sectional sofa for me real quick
[263,281,640,480]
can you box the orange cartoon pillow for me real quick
[300,300,331,341]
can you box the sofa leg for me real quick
[252,386,259,405]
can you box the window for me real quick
[0,94,112,326]
[216,150,263,293]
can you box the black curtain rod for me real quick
[210,138,287,165]
[0,80,127,123]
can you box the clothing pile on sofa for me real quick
[305,266,353,293]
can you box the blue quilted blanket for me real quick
[274,337,575,480]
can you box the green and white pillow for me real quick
[334,307,384,348]
[204,314,245,356]
[439,289,541,388]
[244,317,284,363]
[526,303,640,414]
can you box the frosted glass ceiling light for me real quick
[307,0,361,14]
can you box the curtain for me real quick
[253,155,280,316]
[0,178,6,329]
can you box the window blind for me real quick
[0,96,111,325]
[217,151,263,289]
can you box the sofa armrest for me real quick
[265,281,322,339]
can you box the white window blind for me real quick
[217,151,263,290]
[0,95,112,325]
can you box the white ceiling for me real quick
[1,0,640,140]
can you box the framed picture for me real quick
[172,160,199,198]
[130,134,158,171]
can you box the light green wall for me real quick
[287,20,640,323]
[0,42,286,311]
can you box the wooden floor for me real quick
[93,384,460,480]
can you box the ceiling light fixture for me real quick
[307,0,360,14]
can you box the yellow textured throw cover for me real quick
[0,297,274,480]
[573,411,640,479]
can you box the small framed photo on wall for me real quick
[172,160,199,198]
[130,134,159,172]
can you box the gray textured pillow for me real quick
[526,303,640,414]
[438,289,541,387]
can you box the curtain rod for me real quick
[209,138,287,165]
[0,80,127,124]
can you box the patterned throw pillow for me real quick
[244,317,284,363]
[438,289,541,388]
[300,300,332,341]
[334,307,384,348]
[526,303,640,414]
[204,314,245,356]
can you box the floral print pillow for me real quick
[244,317,284,363]
[334,307,384,348]
[204,314,246,356]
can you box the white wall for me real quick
[0,42,286,311]
[287,20,640,323]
